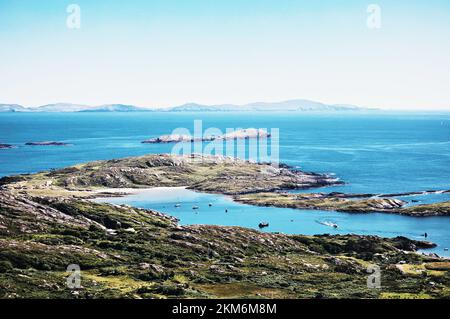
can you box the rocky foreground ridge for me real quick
[0,190,449,299]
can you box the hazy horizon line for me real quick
[1,99,449,112]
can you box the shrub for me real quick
[0,260,13,273]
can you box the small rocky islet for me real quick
[25,141,70,146]
[0,144,14,149]
[1,141,70,149]
[0,153,449,299]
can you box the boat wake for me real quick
[316,220,339,228]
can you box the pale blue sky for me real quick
[1,0,449,109]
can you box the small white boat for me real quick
[323,221,338,228]
[192,205,199,210]
[174,204,181,208]
[317,220,339,228]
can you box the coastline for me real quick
[2,153,449,218]
[1,153,449,250]
[1,153,450,299]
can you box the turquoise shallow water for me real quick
[1,111,450,256]
[96,187,450,257]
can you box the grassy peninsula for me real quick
[234,192,450,216]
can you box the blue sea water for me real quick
[1,111,450,256]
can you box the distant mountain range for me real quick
[0,100,377,113]
[168,100,373,112]
[0,103,145,113]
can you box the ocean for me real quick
[1,111,450,256]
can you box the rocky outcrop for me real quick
[142,128,270,143]
[400,202,450,217]
[363,198,406,210]
[0,192,91,235]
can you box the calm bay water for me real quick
[96,187,450,256]
[1,111,450,255]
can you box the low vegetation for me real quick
[1,154,449,299]
[0,191,449,299]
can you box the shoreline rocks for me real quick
[378,190,450,197]
[234,192,450,216]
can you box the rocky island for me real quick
[0,144,14,149]
[1,153,449,299]
[25,141,70,146]
[142,128,270,144]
